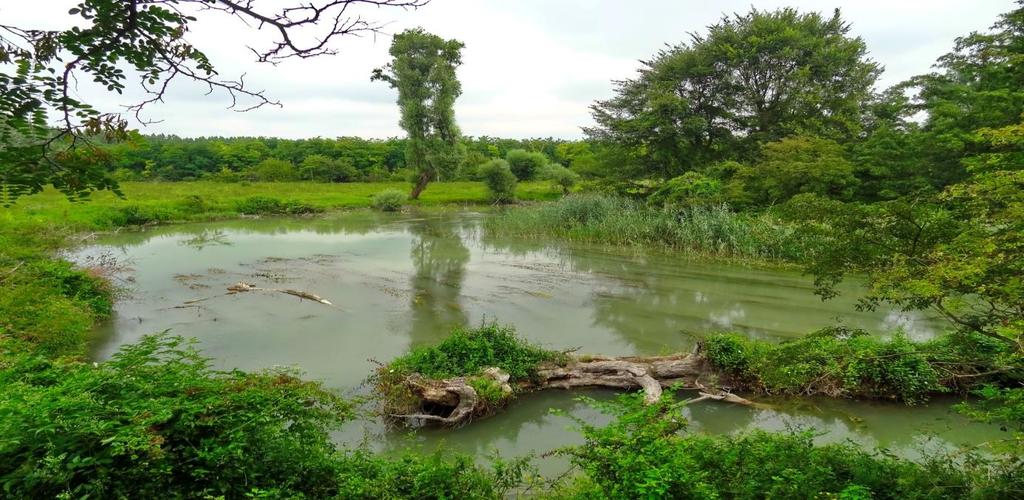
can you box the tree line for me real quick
[97,134,589,183]
[583,6,1023,210]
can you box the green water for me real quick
[74,210,1006,474]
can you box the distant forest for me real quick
[99,134,593,183]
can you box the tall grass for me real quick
[485,194,809,261]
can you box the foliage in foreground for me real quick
[0,334,524,499]
[485,194,808,260]
[704,327,1012,404]
[0,335,350,497]
[0,222,115,356]
[555,394,1022,499]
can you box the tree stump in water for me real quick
[386,350,764,428]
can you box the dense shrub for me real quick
[234,196,321,215]
[333,449,528,499]
[371,189,407,211]
[248,158,299,182]
[300,154,359,182]
[386,323,562,382]
[560,394,985,499]
[0,333,527,498]
[704,327,951,403]
[647,171,724,207]
[505,149,548,181]
[480,159,517,203]
[0,284,96,356]
[726,136,860,207]
[108,204,175,226]
[28,259,114,317]
[176,194,212,214]
[0,334,351,498]
[542,163,580,194]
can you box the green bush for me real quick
[235,196,283,214]
[505,149,548,181]
[110,204,174,226]
[561,394,981,499]
[542,164,580,194]
[371,189,407,211]
[0,334,351,498]
[480,159,518,203]
[468,376,512,406]
[235,196,321,215]
[0,284,96,356]
[333,449,528,499]
[176,194,211,214]
[704,327,948,403]
[386,323,562,383]
[210,167,243,183]
[28,259,114,317]
[248,158,299,182]
[647,171,724,207]
[281,200,322,215]
[300,154,359,182]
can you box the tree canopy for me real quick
[372,28,465,199]
[0,0,425,204]
[586,7,879,180]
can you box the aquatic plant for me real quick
[485,193,808,260]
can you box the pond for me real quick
[73,210,1006,475]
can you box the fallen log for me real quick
[384,349,767,428]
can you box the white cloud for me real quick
[1,0,1013,139]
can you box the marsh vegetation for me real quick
[2,1,1023,498]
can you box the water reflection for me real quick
[477,234,946,353]
[179,229,232,250]
[408,217,470,346]
[373,389,1007,475]
[71,210,1000,476]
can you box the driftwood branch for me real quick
[386,352,766,428]
[169,282,337,309]
[227,281,334,305]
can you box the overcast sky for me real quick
[3,0,1014,139]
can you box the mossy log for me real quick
[388,351,764,428]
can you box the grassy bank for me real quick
[0,182,546,498]
[484,194,810,261]
[6,181,559,228]
[2,183,1020,498]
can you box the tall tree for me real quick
[586,7,879,179]
[788,3,1024,350]
[906,2,1024,189]
[372,28,465,199]
[0,0,425,205]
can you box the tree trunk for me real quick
[409,171,431,200]
[384,352,765,428]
